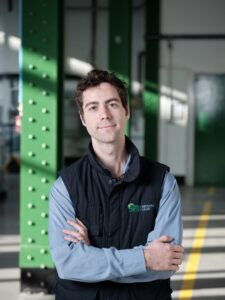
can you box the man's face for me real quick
[80,82,130,144]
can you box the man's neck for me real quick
[92,137,129,178]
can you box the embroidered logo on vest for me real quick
[128,203,154,213]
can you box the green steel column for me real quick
[143,1,160,159]
[108,0,132,136]
[20,0,64,292]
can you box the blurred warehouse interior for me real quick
[0,0,225,298]
[0,0,225,188]
[0,0,225,185]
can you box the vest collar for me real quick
[87,136,140,182]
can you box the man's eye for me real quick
[89,106,96,111]
[110,102,117,107]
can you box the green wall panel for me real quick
[195,74,225,186]
[108,0,131,136]
[20,0,64,268]
[144,1,160,160]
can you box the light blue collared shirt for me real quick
[49,163,182,283]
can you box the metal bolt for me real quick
[28,117,35,122]
[42,20,48,25]
[28,152,34,157]
[27,238,33,243]
[28,186,34,192]
[41,229,47,235]
[27,203,33,208]
[28,134,34,139]
[42,38,48,43]
[42,73,48,79]
[28,64,35,70]
[27,255,32,261]
[27,272,32,278]
[42,55,48,60]
[40,264,46,269]
[28,169,34,174]
[41,178,47,183]
[42,126,48,131]
[41,212,47,218]
[41,195,47,200]
[28,99,35,105]
[42,108,48,114]
[40,281,45,287]
[115,35,122,44]
[27,220,33,226]
[41,160,47,166]
[42,90,48,96]
[29,82,35,87]
[40,249,46,254]
[41,143,48,149]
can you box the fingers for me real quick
[62,229,82,239]
[172,258,183,265]
[158,235,174,243]
[169,264,179,271]
[63,218,90,246]
[67,219,87,235]
[171,245,184,254]
[64,235,79,243]
[76,218,86,228]
[173,251,183,259]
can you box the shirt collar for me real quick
[87,136,140,182]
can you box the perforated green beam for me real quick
[143,1,160,160]
[108,0,132,136]
[20,0,64,269]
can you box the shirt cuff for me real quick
[119,247,147,277]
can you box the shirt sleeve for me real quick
[48,176,146,283]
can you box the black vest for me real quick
[54,138,172,300]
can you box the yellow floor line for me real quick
[208,186,215,195]
[178,201,212,300]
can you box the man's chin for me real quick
[93,135,120,144]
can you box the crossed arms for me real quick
[48,172,183,283]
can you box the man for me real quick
[49,69,183,300]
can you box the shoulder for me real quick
[139,157,169,184]
[59,155,88,178]
[160,171,180,206]
[140,156,169,173]
[162,171,178,192]
[50,176,69,198]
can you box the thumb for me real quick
[158,235,174,243]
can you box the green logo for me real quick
[128,203,140,212]
[128,203,154,213]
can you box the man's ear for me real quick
[80,114,86,127]
[125,105,130,120]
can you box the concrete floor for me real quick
[0,175,225,299]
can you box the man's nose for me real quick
[99,105,111,119]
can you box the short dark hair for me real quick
[75,69,128,117]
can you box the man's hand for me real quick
[62,218,91,246]
[143,235,184,271]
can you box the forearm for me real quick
[111,245,175,283]
[50,241,146,282]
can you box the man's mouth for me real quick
[98,124,116,130]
